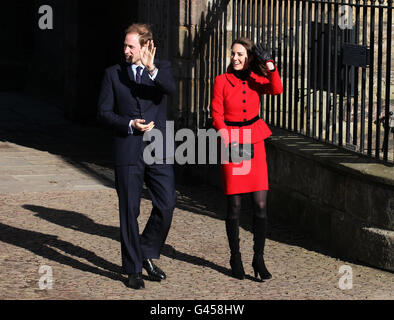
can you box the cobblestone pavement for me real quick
[0,92,393,300]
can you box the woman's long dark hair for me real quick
[227,37,267,77]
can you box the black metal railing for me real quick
[193,0,393,163]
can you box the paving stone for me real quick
[2,188,393,300]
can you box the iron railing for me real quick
[192,0,393,163]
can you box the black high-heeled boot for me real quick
[252,216,272,280]
[252,254,272,280]
[225,218,245,280]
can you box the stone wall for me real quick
[266,127,394,271]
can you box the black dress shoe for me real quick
[143,259,166,281]
[128,273,145,289]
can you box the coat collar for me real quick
[124,60,159,85]
[225,72,241,87]
[224,70,270,87]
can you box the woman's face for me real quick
[231,43,249,71]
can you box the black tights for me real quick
[227,190,268,220]
[226,191,268,256]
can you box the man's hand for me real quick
[140,40,157,72]
[132,119,155,132]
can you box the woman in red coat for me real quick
[211,37,283,281]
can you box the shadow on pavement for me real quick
[21,204,260,281]
[0,222,124,283]
[20,191,331,283]
[162,244,257,282]
[23,204,119,242]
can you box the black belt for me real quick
[225,115,260,127]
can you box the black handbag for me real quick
[226,142,254,163]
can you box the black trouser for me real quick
[115,158,176,274]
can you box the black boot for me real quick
[225,218,245,280]
[252,254,272,280]
[252,216,272,280]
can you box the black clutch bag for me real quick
[226,142,254,163]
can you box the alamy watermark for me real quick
[37,5,354,31]
[338,5,355,30]
[142,121,253,175]
[338,265,353,290]
[38,5,53,30]
[38,265,53,290]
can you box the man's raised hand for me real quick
[140,40,157,71]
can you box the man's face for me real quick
[124,33,141,64]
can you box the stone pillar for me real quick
[172,0,208,131]
[137,0,174,122]
[137,0,234,131]
[172,0,233,131]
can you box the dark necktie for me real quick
[136,66,142,83]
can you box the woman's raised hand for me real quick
[253,44,272,64]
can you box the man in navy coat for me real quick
[97,24,176,289]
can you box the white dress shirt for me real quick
[128,64,159,134]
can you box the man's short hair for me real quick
[125,23,153,47]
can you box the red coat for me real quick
[211,64,283,195]
[211,65,283,145]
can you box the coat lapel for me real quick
[225,72,240,87]
[141,68,152,85]
[125,61,158,116]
